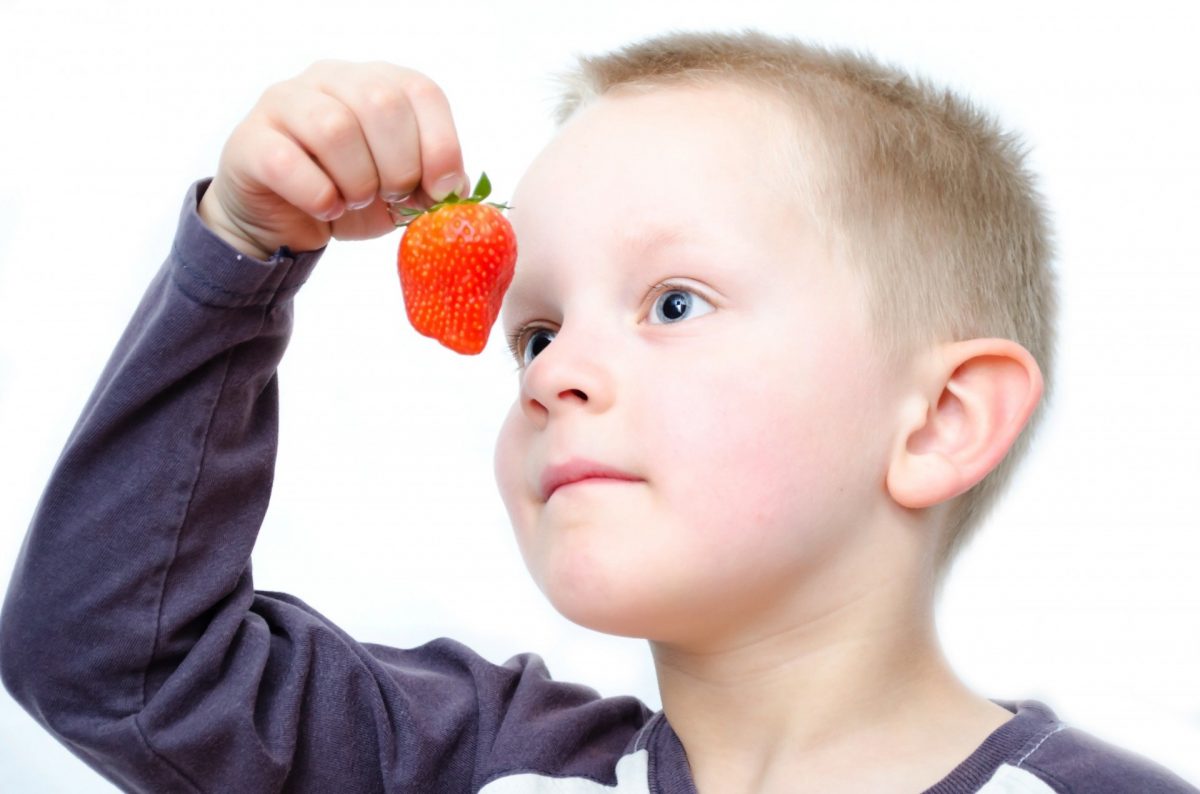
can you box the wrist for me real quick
[197,190,274,261]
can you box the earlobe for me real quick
[886,338,1044,510]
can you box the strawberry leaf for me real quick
[472,172,493,202]
[393,171,507,226]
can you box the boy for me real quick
[0,29,1194,793]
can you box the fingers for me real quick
[226,121,346,222]
[331,73,424,204]
[260,79,377,217]
[261,61,468,223]
[394,71,469,203]
[322,63,469,205]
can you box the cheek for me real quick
[494,401,533,540]
[652,337,880,561]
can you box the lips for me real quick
[540,458,642,501]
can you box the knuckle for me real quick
[309,105,358,147]
[259,142,300,184]
[360,82,407,116]
[403,72,447,107]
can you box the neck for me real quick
[649,530,1010,793]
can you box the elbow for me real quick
[0,577,81,725]
[1,585,49,715]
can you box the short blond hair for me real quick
[553,30,1058,578]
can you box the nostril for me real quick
[564,389,587,401]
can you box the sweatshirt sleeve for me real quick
[0,179,327,790]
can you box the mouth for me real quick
[540,458,642,502]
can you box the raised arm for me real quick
[0,63,476,790]
[1,179,325,789]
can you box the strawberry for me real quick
[395,173,517,355]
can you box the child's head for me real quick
[493,30,1055,643]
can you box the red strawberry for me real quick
[395,173,517,355]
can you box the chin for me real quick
[553,600,654,640]
[532,564,664,640]
[537,563,714,644]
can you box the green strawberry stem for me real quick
[392,171,511,227]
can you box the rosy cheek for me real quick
[667,349,827,531]
[493,402,531,524]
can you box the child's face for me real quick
[494,84,902,646]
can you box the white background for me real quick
[1,0,1197,790]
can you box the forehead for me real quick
[515,82,793,206]
[503,84,816,311]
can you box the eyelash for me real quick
[505,326,530,370]
[505,280,708,369]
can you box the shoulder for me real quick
[987,700,1198,794]
[359,635,657,785]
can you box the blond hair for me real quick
[553,30,1058,578]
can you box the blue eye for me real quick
[521,329,555,367]
[648,287,715,325]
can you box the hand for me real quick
[198,60,468,259]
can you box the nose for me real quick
[518,324,614,427]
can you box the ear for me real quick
[886,338,1044,509]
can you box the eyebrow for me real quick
[616,225,692,258]
[503,224,708,316]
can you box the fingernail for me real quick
[431,173,465,202]
[384,191,411,203]
[317,200,345,221]
[348,197,374,210]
